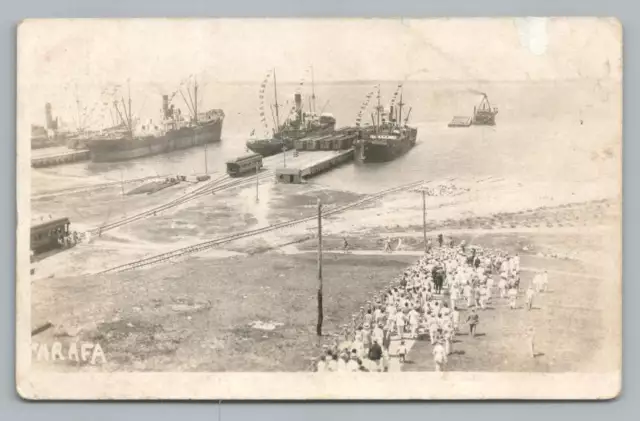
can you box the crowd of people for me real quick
[314,237,547,373]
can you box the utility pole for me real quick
[120,169,126,218]
[283,146,287,168]
[316,198,323,337]
[204,142,209,175]
[255,162,260,203]
[422,189,427,253]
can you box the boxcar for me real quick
[31,217,70,254]
[226,153,263,177]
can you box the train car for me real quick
[31,217,71,254]
[226,153,263,177]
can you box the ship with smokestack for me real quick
[246,68,336,157]
[355,84,417,163]
[85,80,224,163]
[31,103,66,149]
[448,91,498,127]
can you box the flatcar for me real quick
[31,217,70,254]
[226,153,263,177]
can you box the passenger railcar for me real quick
[31,217,70,254]
[226,153,263,177]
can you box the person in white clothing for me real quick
[397,340,408,363]
[316,355,327,372]
[350,352,362,371]
[408,307,420,338]
[541,270,549,292]
[525,285,535,311]
[450,285,459,310]
[395,310,406,339]
[432,341,447,372]
[498,277,507,299]
[527,326,536,358]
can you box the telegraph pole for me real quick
[422,189,427,253]
[255,162,260,202]
[283,146,287,168]
[316,198,323,337]
[204,142,209,175]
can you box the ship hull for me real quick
[246,139,289,157]
[357,128,417,163]
[246,123,335,157]
[472,111,497,126]
[87,118,223,163]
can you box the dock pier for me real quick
[31,147,90,168]
[275,149,354,184]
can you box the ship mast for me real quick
[273,68,280,131]
[398,90,404,128]
[375,85,381,132]
[194,79,198,124]
[128,80,133,135]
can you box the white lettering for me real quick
[51,342,65,361]
[68,342,79,362]
[80,343,93,361]
[36,343,50,361]
[91,343,107,365]
[32,342,106,364]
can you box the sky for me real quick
[18,18,622,126]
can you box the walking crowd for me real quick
[314,235,549,373]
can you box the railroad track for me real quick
[32,175,173,199]
[97,180,426,274]
[89,171,274,235]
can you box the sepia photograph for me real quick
[16,17,622,400]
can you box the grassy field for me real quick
[32,253,418,372]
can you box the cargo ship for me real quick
[85,81,224,163]
[356,85,417,163]
[246,68,336,157]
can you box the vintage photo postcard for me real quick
[16,18,622,400]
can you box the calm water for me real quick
[34,80,620,194]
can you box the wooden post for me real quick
[422,189,427,253]
[316,198,323,337]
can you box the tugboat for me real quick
[472,93,498,126]
[246,68,336,157]
[355,84,417,163]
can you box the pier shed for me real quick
[275,149,354,184]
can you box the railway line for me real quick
[88,170,274,235]
[31,175,174,199]
[97,180,426,274]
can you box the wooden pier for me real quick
[275,149,354,184]
[31,147,90,168]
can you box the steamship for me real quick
[85,82,224,163]
[31,103,65,149]
[246,68,336,157]
[356,85,417,163]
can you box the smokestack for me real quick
[389,105,395,122]
[162,95,169,119]
[45,103,54,130]
[294,93,302,112]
